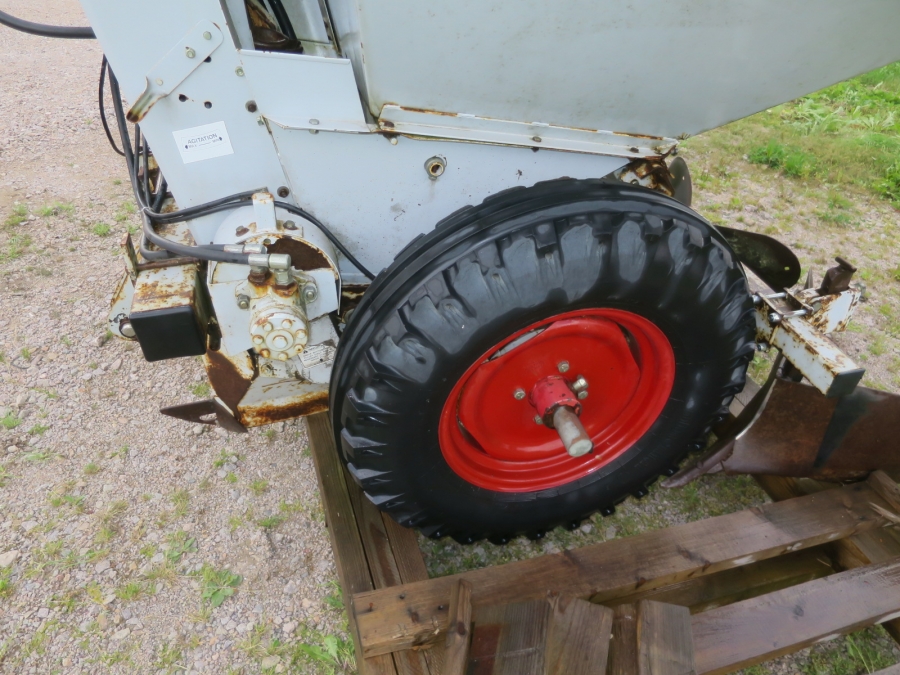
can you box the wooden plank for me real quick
[637,601,696,675]
[608,604,639,675]
[469,599,551,675]
[544,595,612,675]
[606,547,833,614]
[755,471,900,647]
[443,580,473,675]
[353,480,897,657]
[306,413,397,675]
[692,557,900,675]
[345,475,431,675]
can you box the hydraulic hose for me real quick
[0,8,95,39]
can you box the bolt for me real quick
[768,312,781,325]
[558,361,570,373]
[277,186,290,198]
[532,136,542,143]
[303,285,318,303]
[755,342,770,352]
[577,391,589,400]
[246,100,258,113]
[281,319,293,328]
[572,375,588,392]
[235,66,245,77]
[283,220,298,231]
[534,415,543,425]
[264,322,273,333]
[155,78,164,86]
[278,353,288,361]
[295,330,306,339]
[260,349,270,358]
[257,117,265,126]
[272,335,288,349]
[185,46,196,58]
[513,388,526,400]
[237,294,250,310]
[309,119,320,126]
[119,320,135,338]
[252,335,264,344]
[751,294,762,306]
[203,30,212,40]
[389,137,398,145]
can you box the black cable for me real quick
[98,57,125,156]
[0,8,94,39]
[274,201,375,280]
[265,0,297,40]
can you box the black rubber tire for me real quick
[330,179,755,544]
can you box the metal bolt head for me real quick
[185,46,196,58]
[532,136,542,143]
[558,361,570,373]
[278,353,288,361]
[257,118,265,126]
[235,66,245,77]
[260,349,270,358]
[513,388,526,400]
[120,320,135,338]
[272,335,288,349]
[281,319,293,328]
[246,100,258,113]
[768,312,781,325]
[309,119,320,126]
[303,285,318,303]
[572,375,588,392]
[534,415,543,424]
[203,30,212,40]
[155,78,164,86]
[389,136,398,145]
[237,294,250,310]
[577,391,589,400]
[263,322,273,333]
[252,335,263,344]
[277,186,290,198]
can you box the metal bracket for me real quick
[126,20,224,123]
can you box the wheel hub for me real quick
[438,308,675,492]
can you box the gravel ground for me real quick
[2,2,899,674]
[0,2,348,673]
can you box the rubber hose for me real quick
[0,8,95,39]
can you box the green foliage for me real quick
[115,581,146,602]
[38,202,74,217]
[0,567,13,598]
[4,204,27,227]
[189,381,211,397]
[257,514,285,529]
[1,413,21,430]
[197,565,242,607]
[747,140,816,177]
[877,160,900,204]
[294,633,355,674]
[165,530,197,563]
[3,234,32,260]
[27,423,49,436]
[84,462,101,475]
[249,478,269,495]
[91,222,111,237]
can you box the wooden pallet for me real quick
[307,404,900,675]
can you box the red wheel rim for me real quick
[438,309,675,492]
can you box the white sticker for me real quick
[173,121,234,164]
[299,342,336,368]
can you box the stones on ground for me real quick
[283,581,298,595]
[605,525,617,539]
[94,559,111,573]
[111,627,130,641]
[21,521,38,532]
[97,613,108,630]
[260,655,280,669]
[0,550,19,568]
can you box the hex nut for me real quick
[237,294,250,310]
[513,388,526,400]
[302,285,318,303]
[235,66,245,77]
[277,186,290,198]
[185,46,196,58]
[246,100,258,113]
[558,361,570,373]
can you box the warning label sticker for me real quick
[299,341,336,368]
[173,121,234,164]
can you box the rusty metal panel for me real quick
[724,379,900,480]
[237,377,329,427]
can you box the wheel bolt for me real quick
[577,391,589,400]
[572,375,589,392]
[558,361,570,373]
[513,388,526,400]
[534,415,543,424]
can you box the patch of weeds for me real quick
[96,499,128,543]
[170,488,190,518]
[0,464,11,488]
[27,423,49,436]
[877,160,900,204]
[4,204,27,226]
[800,626,894,675]
[279,500,303,514]
[0,567,13,598]
[213,450,240,469]
[225,472,238,484]
[38,202,74,217]
[292,632,355,674]
[263,428,277,442]
[249,478,269,495]
[3,234,32,260]
[189,382,211,398]
[257,514,285,530]
[323,580,344,611]
[84,461,102,475]
[155,640,185,674]
[115,581,146,602]
[228,514,243,533]
[140,543,157,559]
[144,560,178,585]
[85,582,105,604]
[869,335,888,356]
[49,588,81,613]
[22,450,53,463]
[197,565,242,607]
[91,223,112,237]
[1,412,21,430]
[165,530,197,563]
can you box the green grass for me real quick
[91,222,111,237]
[27,423,49,436]
[3,234,32,261]
[249,478,269,495]
[38,202,74,217]
[170,488,190,518]
[197,565,242,607]
[1,413,21,430]
[115,581,146,602]
[257,514,285,529]
[189,382,211,398]
[4,204,27,227]
[0,567,13,598]
[84,461,101,475]
[164,530,197,563]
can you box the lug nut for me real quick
[571,375,589,392]
[558,361,570,373]
[263,322,273,332]
[577,391,589,400]
[252,335,263,344]
[278,353,288,361]
[513,388,526,400]
[303,285,318,303]
[260,349,270,358]
[768,312,781,325]
[272,335,288,349]
[281,319,292,328]
[534,415,543,425]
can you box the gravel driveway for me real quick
[0,2,347,673]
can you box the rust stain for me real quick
[267,237,331,271]
[205,349,253,413]
[396,106,460,118]
[340,283,369,322]
[239,388,329,427]
[612,130,664,140]
[133,277,195,308]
